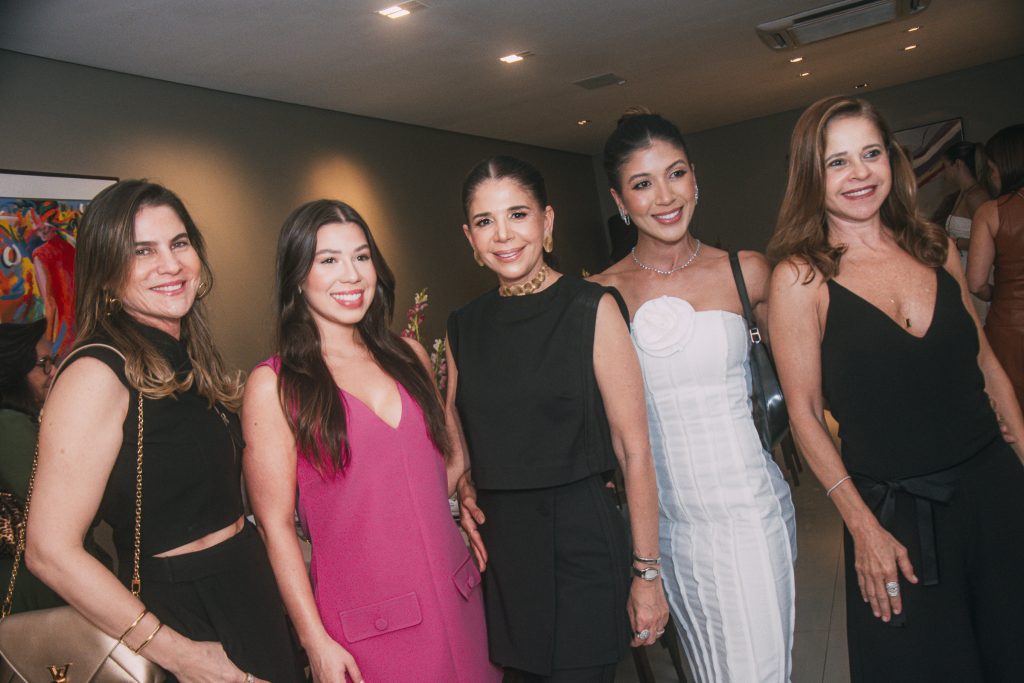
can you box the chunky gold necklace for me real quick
[499,265,549,297]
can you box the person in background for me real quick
[450,156,668,682]
[0,318,64,613]
[968,124,1024,408]
[591,109,796,683]
[769,96,1024,682]
[25,180,304,682]
[244,199,500,683]
[940,141,992,318]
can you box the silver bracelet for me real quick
[825,475,852,497]
[632,552,662,565]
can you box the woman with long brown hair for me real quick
[25,180,304,682]
[968,124,1024,408]
[769,96,1024,681]
[243,199,499,683]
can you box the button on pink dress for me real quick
[259,358,501,683]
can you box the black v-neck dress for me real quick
[821,267,1024,682]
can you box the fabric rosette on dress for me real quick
[631,296,696,357]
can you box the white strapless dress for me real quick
[632,296,796,683]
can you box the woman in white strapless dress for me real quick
[592,109,796,682]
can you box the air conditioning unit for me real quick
[756,0,930,50]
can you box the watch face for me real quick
[635,567,659,580]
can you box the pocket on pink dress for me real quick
[452,555,481,600]
[339,592,422,642]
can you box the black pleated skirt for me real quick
[477,474,631,675]
[121,522,304,683]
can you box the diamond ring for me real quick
[885,581,899,597]
[635,629,651,641]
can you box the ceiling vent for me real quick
[573,73,627,90]
[756,0,930,50]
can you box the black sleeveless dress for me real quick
[448,276,631,676]
[821,267,1024,682]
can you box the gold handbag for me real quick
[0,344,165,683]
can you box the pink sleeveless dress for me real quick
[259,357,500,683]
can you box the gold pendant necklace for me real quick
[499,264,549,297]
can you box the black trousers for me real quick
[844,440,1024,682]
[122,523,304,683]
[504,663,618,682]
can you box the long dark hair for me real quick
[75,180,242,406]
[0,318,47,415]
[987,124,1024,196]
[767,96,947,278]
[275,199,449,477]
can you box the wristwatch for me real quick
[632,565,661,581]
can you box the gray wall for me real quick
[592,54,1024,252]
[0,50,607,371]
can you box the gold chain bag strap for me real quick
[0,343,165,683]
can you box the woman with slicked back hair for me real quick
[25,179,304,682]
[593,107,796,683]
[243,199,499,683]
[769,97,1024,681]
[450,156,668,681]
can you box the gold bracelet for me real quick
[117,608,149,644]
[131,622,163,655]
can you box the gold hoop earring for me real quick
[473,251,484,267]
[196,281,210,300]
[105,294,123,315]
[543,235,553,253]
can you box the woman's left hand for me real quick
[627,577,670,647]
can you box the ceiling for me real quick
[1,0,1021,154]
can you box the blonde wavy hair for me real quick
[74,180,242,408]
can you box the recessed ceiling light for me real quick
[376,2,425,19]
[789,56,804,63]
[577,119,591,126]
[799,72,811,77]
[904,44,918,51]
[854,82,869,89]
[499,51,533,64]
[378,6,410,18]
[906,26,921,32]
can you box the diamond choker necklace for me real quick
[631,240,702,276]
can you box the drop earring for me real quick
[473,251,485,267]
[196,281,210,299]
[618,207,631,226]
[543,235,554,253]
[694,185,700,204]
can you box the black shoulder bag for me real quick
[728,252,790,451]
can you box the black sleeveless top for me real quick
[61,322,244,556]
[447,277,624,490]
[821,267,1000,480]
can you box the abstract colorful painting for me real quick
[893,118,964,222]
[0,171,117,355]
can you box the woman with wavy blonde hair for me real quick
[25,180,304,682]
[769,96,1024,681]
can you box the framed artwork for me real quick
[1,170,117,354]
[893,118,964,222]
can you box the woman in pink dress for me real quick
[243,199,501,683]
